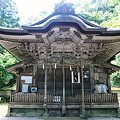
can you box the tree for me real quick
[0,47,19,68]
[0,0,20,88]
[24,10,49,25]
[0,0,20,28]
[0,65,16,88]
[100,3,120,28]
[110,53,120,87]
[111,53,120,67]
[0,46,5,54]
[0,0,20,67]
[110,71,120,87]
[0,47,18,88]
[75,0,120,28]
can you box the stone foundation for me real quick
[8,104,119,117]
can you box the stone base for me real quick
[11,109,44,117]
[9,104,118,117]
[117,109,120,118]
[86,109,117,117]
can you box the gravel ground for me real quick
[0,117,120,120]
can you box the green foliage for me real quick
[0,46,5,54]
[0,65,16,88]
[0,47,19,68]
[111,53,120,67]
[0,0,20,67]
[0,0,20,28]
[100,3,120,28]
[100,17,120,28]
[0,46,18,88]
[110,53,120,87]
[110,71,120,87]
[0,0,20,88]
[24,10,49,25]
[75,0,120,28]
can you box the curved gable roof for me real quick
[0,2,120,64]
[0,2,120,36]
[22,14,107,34]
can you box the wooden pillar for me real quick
[108,78,111,93]
[33,64,37,86]
[63,58,65,105]
[16,75,20,92]
[107,69,111,93]
[81,59,85,117]
[43,60,48,116]
[54,68,56,96]
[43,45,48,116]
[62,57,66,114]
[90,64,94,93]
[44,60,48,103]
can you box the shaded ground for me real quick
[0,117,120,120]
[0,103,8,117]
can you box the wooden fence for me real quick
[10,93,44,104]
[66,93,118,104]
[10,93,118,105]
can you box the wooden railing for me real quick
[66,93,118,104]
[10,93,44,104]
[10,93,118,105]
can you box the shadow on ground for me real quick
[0,117,120,120]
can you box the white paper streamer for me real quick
[43,63,44,69]
[78,72,80,83]
[71,71,74,83]
[55,63,56,69]
[70,65,72,71]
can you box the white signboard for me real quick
[22,84,29,92]
[21,76,32,83]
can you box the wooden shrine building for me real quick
[0,2,120,117]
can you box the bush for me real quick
[110,71,120,87]
[0,65,16,88]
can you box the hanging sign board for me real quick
[71,71,80,83]
[21,76,32,83]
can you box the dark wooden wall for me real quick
[36,67,91,96]
[17,64,110,94]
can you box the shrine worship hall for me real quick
[0,2,120,117]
